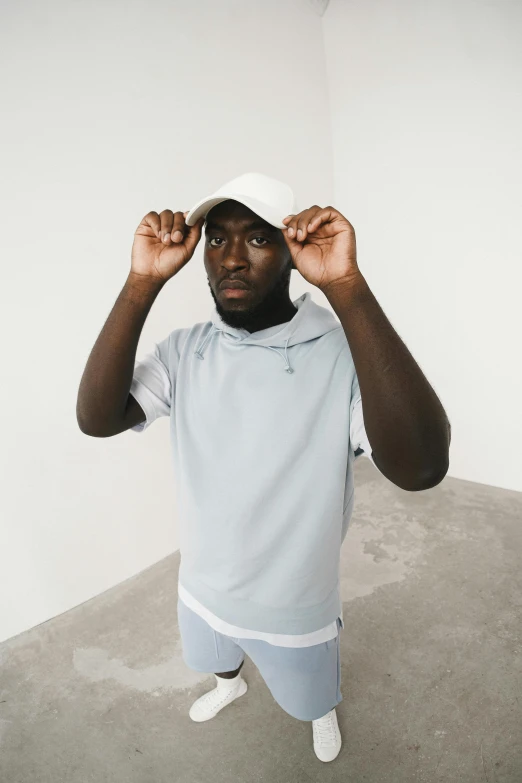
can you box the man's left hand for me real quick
[282,206,361,292]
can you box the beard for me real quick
[208,263,293,332]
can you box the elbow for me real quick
[411,422,451,490]
[76,407,96,437]
[78,424,114,438]
[76,399,93,435]
[77,417,100,437]
[76,397,115,437]
[371,448,449,492]
[76,410,112,438]
[402,460,450,492]
[76,411,92,436]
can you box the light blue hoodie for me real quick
[130,291,374,634]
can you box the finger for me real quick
[282,214,298,239]
[284,224,301,242]
[305,213,326,236]
[307,207,337,232]
[307,213,322,230]
[159,209,175,244]
[286,207,321,242]
[296,206,323,242]
[285,210,311,241]
[144,211,161,238]
[171,211,186,243]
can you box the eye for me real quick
[207,236,269,248]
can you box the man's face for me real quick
[203,200,293,330]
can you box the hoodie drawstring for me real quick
[194,325,294,374]
[263,342,294,373]
[193,325,216,361]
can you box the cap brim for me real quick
[185,193,288,230]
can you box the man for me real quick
[76,172,450,763]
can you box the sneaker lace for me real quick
[205,685,237,709]
[314,712,337,744]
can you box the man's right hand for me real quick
[131,209,205,283]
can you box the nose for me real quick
[222,248,249,270]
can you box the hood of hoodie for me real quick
[193,291,342,374]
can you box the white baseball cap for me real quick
[184,171,297,230]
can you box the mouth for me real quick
[220,280,251,298]
[220,280,250,290]
[222,287,250,298]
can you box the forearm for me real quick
[323,273,450,491]
[76,271,165,435]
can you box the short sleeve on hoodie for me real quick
[349,371,376,465]
[129,333,172,433]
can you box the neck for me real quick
[241,300,298,333]
[215,294,298,333]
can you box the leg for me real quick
[216,660,244,679]
[237,627,342,721]
[177,597,244,673]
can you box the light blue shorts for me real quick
[177,596,343,721]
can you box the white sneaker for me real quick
[312,707,342,762]
[189,673,248,722]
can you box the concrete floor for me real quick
[1,458,521,783]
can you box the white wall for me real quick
[0,0,333,643]
[323,0,522,492]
